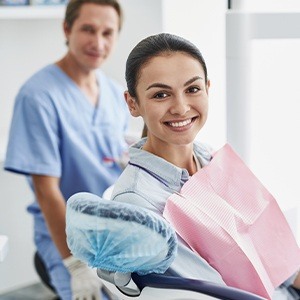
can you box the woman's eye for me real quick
[153,92,168,99]
[187,86,200,93]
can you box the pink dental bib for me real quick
[163,144,300,299]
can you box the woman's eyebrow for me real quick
[184,76,203,86]
[146,76,203,91]
[146,83,171,91]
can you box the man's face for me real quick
[64,3,119,71]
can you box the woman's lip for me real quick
[164,117,197,128]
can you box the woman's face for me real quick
[126,52,209,150]
[64,3,119,72]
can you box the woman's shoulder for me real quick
[111,168,164,215]
[111,166,151,206]
[111,163,143,196]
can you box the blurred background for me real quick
[0,0,300,296]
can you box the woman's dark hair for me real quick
[65,0,123,31]
[125,33,208,99]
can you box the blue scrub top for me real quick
[5,64,129,218]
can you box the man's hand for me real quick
[63,255,103,300]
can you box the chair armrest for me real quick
[131,273,267,300]
[97,269,141,297]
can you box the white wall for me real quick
[249,39,300,234]
[227,0,300,238]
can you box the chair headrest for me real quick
[66,192,178,275]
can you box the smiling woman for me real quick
[105,32,300,299]
[125,52,209,173]
[110,32,223,282]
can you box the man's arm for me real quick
[32,175,71,259]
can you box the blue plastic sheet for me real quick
[66,192,177,275]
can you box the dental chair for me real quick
[66,192,266,300]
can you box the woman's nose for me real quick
[169,95,190,115]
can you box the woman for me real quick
[110,33,300,299]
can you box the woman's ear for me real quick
[124,91,140,117]
[206,79,211,95]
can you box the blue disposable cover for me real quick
[66,192,177,275]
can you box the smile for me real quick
[167,118,193,128]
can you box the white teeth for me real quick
[168,119,192,128]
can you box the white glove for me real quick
[63,255,103,300]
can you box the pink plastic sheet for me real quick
[163,144,300,299]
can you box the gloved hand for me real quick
[63,255,103,300]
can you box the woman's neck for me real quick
[143,138,197,175]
